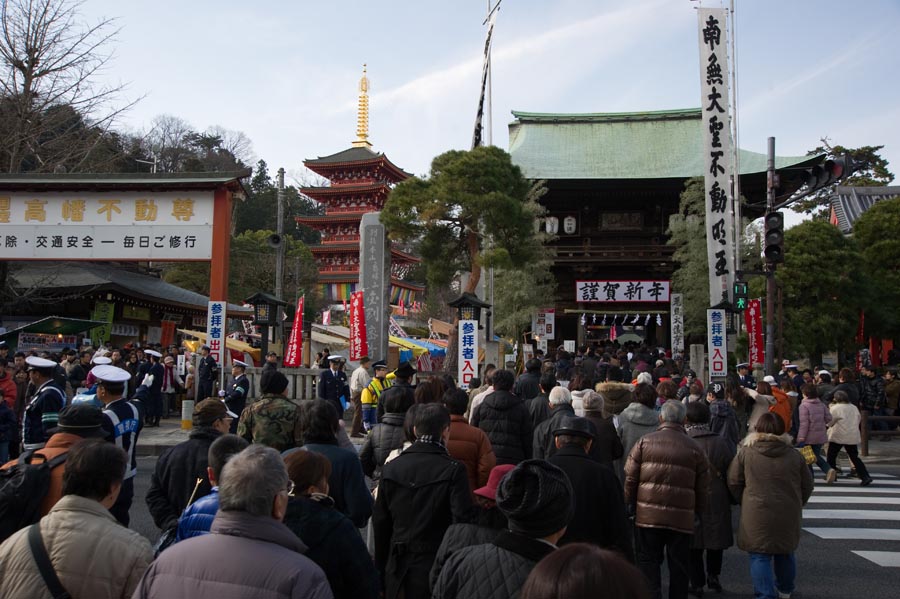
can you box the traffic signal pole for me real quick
[765,137,777,376]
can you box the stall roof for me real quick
[177,329,261,362]
[1,316,107,337]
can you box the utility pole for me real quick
[765,137,776,375]
[275,167,285,302]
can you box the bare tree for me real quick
[205,125,255,166]
[0,0,137,173]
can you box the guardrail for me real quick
[859,410,900,456]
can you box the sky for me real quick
[80,0,899,207]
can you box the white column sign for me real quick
[206,301,227,367]
[698,8,734,305]
[458,319,478,389]
[707,308,727,378]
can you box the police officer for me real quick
[317,355,349,419]
[197,345,218,399]
[221,360,250,433]
[95,364,143,526]
[22,356,67,450]
[737,363,756,390]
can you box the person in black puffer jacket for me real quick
[283,450,380,599]
[471,370,533,465]
[433,460,574,599]
[359,388,413,482]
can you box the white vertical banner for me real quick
[698,8,734,306]
[671,293,684,353]
[707,308,727,378]
[458,319,479,389]
[206,301,227,367]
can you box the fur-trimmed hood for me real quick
[741,432,794,457]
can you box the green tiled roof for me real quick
[508,109,817,180]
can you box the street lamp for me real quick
[245,291,289,359]
[448,292,491,323]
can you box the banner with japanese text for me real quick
[458,319,478,389]
[206,301,226,366]
[698,8,734,305]
[0,192,214,260]
[707,308,727,378]
[745,299,764,368]
[531,308,555,339]
[670,293,684,353]
[284,296,304,367]
[349,291,369,361]
[90,301,115,347]
[576,280,670,303]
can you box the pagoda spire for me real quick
[352,64,372,148]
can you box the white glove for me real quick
[141,373,154,387]
[218,390,226,397]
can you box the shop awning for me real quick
[1,316,108,337]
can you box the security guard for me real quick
[317,355,349,419]
[222,360,250,433]
[361,360,391,431]
[22,356,67,450]
[96,364,143,526]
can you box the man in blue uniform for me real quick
[737,363,756,390]
[317,355,349,419]
[96,364,143,526]
[222,360,250,433]
[197,345,218,400]
[22,356,66,450]
[144,350,165,427]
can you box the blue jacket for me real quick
[176,487,219,541]
[303,442,373,528]
[0,401,17,442]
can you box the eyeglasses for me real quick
[285,481,296,497]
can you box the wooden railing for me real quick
[859,410,900,456]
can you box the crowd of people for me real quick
[0,338,896,599]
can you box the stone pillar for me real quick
[690,343,707,384]
[359,213,391,363]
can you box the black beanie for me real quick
[260,369,289,394]
[496,459,574,538]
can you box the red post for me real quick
[209,186,232,302]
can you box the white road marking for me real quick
[803,509,900,520]
[812,487,900,494]
[805,527,900,541]
[851,551,900,567]
[807,496,900,504]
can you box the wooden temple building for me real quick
[507,108,820,347]
[296,67,422,305]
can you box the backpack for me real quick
[0,450,68,543]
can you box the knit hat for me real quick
[496,459,574,538]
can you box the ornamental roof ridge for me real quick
[510,108,701,123]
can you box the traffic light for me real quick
[764,211,785,264]
[733,280,748,311]
[801,155,854,192]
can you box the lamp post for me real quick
[245,292,289,361]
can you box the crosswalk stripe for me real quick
[851,551,900,567]
[812,487,900,494]
[805,527,900,541]
[816,473,896,479]
[816,479,900,486]
[807,496,900,504]
[803,509,900,520]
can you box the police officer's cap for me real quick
[736,363,750,370]
[233,360,249,368]
[25,356,57,371]
[92,365,132,384]
[145,349,162,358]
[372,360,388,371]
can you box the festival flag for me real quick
[283,296,304,367]
[609,324,617,341]
[349,291,369,361]
[745,299,764,367]
[322,310,331,326]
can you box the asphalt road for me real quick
[128,458,900,598]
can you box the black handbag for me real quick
[27,524,71,599]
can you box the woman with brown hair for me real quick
[728,412,813,599]
[282,449,379,599]
[520,543,650,599]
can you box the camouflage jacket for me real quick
[236,393,304,452]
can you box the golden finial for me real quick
[352,64,372,148]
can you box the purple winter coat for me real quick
[797,397,832,445]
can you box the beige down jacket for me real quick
[828,402,862,445]
[0,494,153,599]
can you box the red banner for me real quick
[745,298,764,367]
[160,320,176,347]
[283,296,304,367]
[349,291,369,361]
